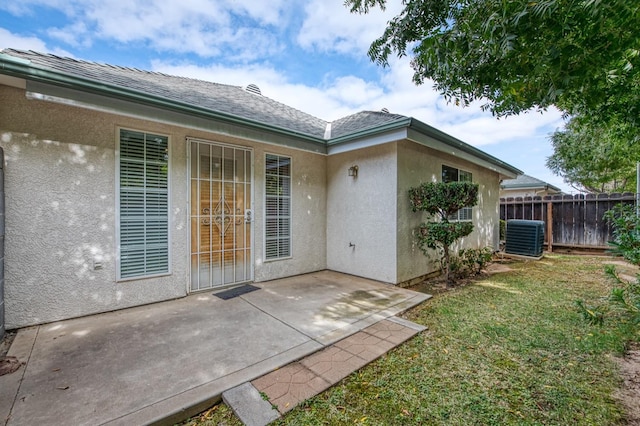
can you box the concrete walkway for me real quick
[0,270,430,426]
[222,316,426,426]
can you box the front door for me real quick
[189,140,253,291]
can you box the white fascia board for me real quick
[326,128,408,155]
[406,128,518,179]
[0,74,26,89]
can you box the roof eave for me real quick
[326,117,413,145]
[502,183,561,192]
[409,118,522,176]
[0,53,326,145]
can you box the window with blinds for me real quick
[118,129,170,279]
[442,164,473,222]
[265,154,291,260]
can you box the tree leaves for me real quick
[346,0,640,124]
[409,181,479,218]
[409,181,479,285]
[347,0,640,195]
[546,114,640,193]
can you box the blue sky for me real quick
[0,0,571,192]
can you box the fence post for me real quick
[546,201,553,252]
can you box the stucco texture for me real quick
[397,139,500,283]
[252,147,327,282]
[327,143,398,283]
[0,85,327,328]
[0,81,502,327]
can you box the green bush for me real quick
[459,247,493,275]
[603,204,640,265]
[409,181,479,285]
[578,203,640,331]
[499,219,506,241]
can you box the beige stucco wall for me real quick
[0,85,326,328]
[396,140,501,283]
[326,143,398,283]
[251,146,327,282]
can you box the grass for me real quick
[182,255,638,425]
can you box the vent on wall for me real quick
[245,84,262,95]
[505,220,545,257]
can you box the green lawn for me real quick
[183,255,638,425]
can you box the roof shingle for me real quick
[2,49,329,139]
[330,111,408,139]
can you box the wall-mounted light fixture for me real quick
[348,165,359,178]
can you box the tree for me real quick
[346,0,640,123]
[409,181,478,285]
[546,115,640,193]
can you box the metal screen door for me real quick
[190,140,252,291]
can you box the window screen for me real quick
[442,164,473,222]
[265,154,291,260]
[118,129,169,279]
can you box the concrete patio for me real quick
[0,270,430,426]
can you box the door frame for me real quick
[186,137,255,292]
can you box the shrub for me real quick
[603,204,640,265]
[499,219,506,241]
[409,181,479,285]
[578,203,640,330]
[459,247,493,275]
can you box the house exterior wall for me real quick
[251,145,327,282]
[396,140,501,283]
[0,85,326,328]
[326,143,397,283]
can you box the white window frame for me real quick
[264,153,292,261]
[116,127,171,281]
[442,164,473,222]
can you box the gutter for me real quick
[324,113,521,176]
[0,52,525,176]
[0,53,326,146]
[326,117,413,145]
[502,184,561,192]
[409,119,522,176]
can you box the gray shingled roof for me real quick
[0,49,522,176]
[501,174,561,191]
[2,49,329,139]
[330,111,408,139]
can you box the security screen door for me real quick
[190,140,252,291]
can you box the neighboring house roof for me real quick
[0,49,521,177]
[501,174,562,193]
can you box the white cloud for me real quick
[0,27,73,56]
[0,28,49,51]
[3,0,292,59]
[151,60,352,119]
[47,22,91,48]
[297,0,401,55]
[153,55,563,149]
[1,1,570,191]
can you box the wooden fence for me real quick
[499,193,637,251]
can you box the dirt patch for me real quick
[616,345,640,425]
[407,260,515,295]
[604,260,639,269]
[485,262,514,275]
[1,331,16,358]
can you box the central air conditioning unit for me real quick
[505,220,545,257]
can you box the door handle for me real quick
[245,209,253,223]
